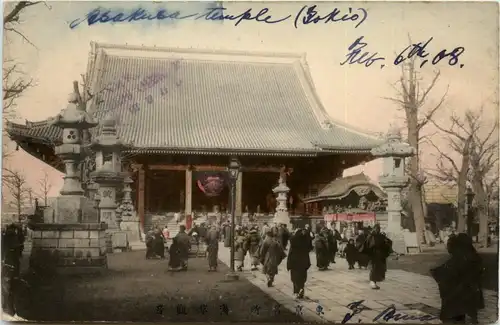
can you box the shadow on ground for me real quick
[15,251,303,322]
[387,252,498,291]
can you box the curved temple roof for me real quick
[7,43,382,157]
[303,173,386,203]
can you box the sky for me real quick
[2,0,499,200]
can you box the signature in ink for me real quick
[394,37,465,68]
[196,7,290,26]
[342,300,369,323]
[373,305,439,322]
[340,36,385,68]
[342,300,439,323]
[294,5,367,29]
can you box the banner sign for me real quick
[194,171,228,197]
[324,212,376,222]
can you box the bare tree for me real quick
[385,55,447,247]
[37,169,52,206]
[428,110,479,232]
[3,1,47,114]
[430,107,498,245]
[469,109,498,247]
[3,168,30,221]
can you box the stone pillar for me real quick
[185,168,192,217]
[235,172,243,218]
[371,126,416,254]
[93,162,121,230]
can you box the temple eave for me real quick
[13,139,65,172]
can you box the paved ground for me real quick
[13,251,303,322]
[218,243,499,324]
[387,251,499,292]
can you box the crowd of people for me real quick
[2,218,486,322]
[144,220,395,294]
[155,220,486,322]
[1,223,27,316]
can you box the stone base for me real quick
[120,220,141,243]
[273,211,291,228]
[109,230,128,250]
[29,223,108,275]
[386,231,407,255]
[53,195,98,223]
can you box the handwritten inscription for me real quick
[340,36,385,68]
[196,7,290,26]
[294,5,367,29]
[394,37,465,68]
[342,300,438,323]
[341,36,465,69]
[69,6,368,29]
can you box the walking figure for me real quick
[220,303,229,315]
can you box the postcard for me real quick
[1,0,498,323]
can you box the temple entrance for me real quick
[147,170,185,213]
[242,172,278,214]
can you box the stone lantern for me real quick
[371,126,416,254]
[273,170,291,228]
[51,90,98,222]
[29,84,108,274]
[117,175,141,245]
[89,116,125,230]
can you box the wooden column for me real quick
[136,164,145,232]
[185,169,192,216]
[235,171,243,217]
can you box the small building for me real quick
[301,173,387,231]
[6,43,383,230]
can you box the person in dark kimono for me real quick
[245,226,261,271]
[261,222,270,240]
[198,223,208,242]
[168,237,183,272]
[278,224,290,250]
[234,227,247,271]
[145,229,155,259]
[355,229,369,269]
[325,228,339,264]
[287,228,312,298]
[224,223,232,248]
[259,229,286,287]
[344,238,357,270]
[431,233,484,324]
[314,231,330,270]
[205,225,220,272]
[363,224,392,289]
[174,225,191,271]
[153,228,165,259]
[2,224,22,315]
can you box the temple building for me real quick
[7,43,386,232]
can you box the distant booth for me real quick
[302,173,387,233]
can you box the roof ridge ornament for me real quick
[321,120,333,129]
